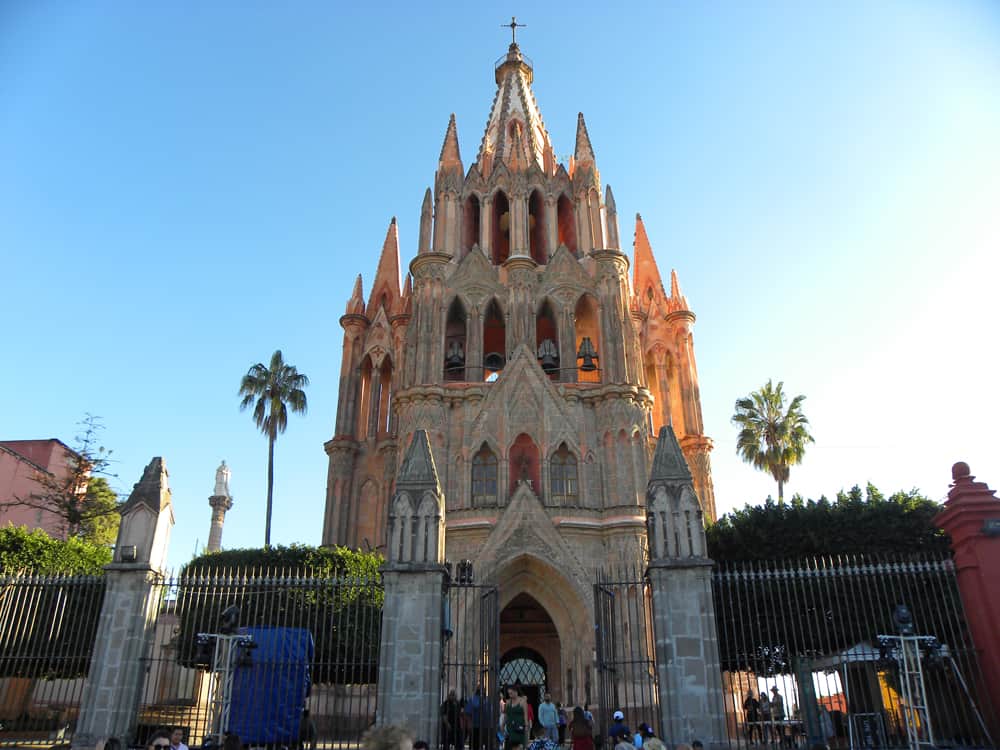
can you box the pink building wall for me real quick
[0,439,80,539]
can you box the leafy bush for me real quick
[0,525,111,574]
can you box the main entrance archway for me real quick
[500,593,558,717]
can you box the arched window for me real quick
[528,189,546,264]
[492,191,511,265]
[557,194,577,256]
[550,443,579,505]
[483,298,506,381]
[574,294,601,383]
[444,298,467,381]
[463,195,481,256]
[471,444,498,507]
[377,357,393,436]
[536,299,559,380]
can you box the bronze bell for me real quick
[445,339,465,368]
[538,338,559,373]
[577,337,598,371]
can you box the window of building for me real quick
[550,443,578,504]
[472,444,498,506]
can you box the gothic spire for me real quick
[418,188,433,254]
[670,269,691,311]
[650,426,692,482]
[396,429,440,488]
[605,184,620,250]
[632,213,667,301]
[574,112,597,170]
[367,217,401,317]
[438,114,463,176]
[345,274,365,316]
[477,42,551,174]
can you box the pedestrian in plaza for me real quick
[558,703,568,746]
[465,687,485,750]
[528,723,559,750]
[744,691,761,743]
[442,688,465,750]
[609,711,629,744]
[170,728,189,750]
[569,706,594,750]
[539,692,559,745]
[612,729,632,750]
[504,685,528,750]
[637,725,663,750]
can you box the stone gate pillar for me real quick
[644,427,726,748]
[72,458,175,749]
[935,462,1000,721]
[376,431,447,743]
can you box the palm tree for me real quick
[731,379,814,502]
[239,350,309,547]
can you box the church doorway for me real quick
[500,593,560,720]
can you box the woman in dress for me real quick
[504,685,528,750]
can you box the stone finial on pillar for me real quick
[935,463,1000,725]
[207,460,234,553]
[73,457,176,749]
[645,427,726,747]
[377,431,448,745]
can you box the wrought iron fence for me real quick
[136,567,383,748]
[0,573,106,746]
[712,553,994,749]
[594,564,660,747]
[441,568,499,750]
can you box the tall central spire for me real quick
[477,42,554,176]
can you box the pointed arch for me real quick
[444,297,468,382]
[483,297,506,381]
[574,293,601,383]
[536,298,559,380]
[549,443,579,506]
[528,188,546,264]
[357,354,374,439]
[374,355,393,438]
[492,190,511,265]
[472,442,499,508]
[462,194,481,258]
[557,194,577,256]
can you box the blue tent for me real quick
[227,627,314,744]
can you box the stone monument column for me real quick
[72,457,175,749]
[376,430,447,744]
[644,427,726,747]
[207,460,233,553]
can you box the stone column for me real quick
[644,427,726,748]
[73,458,175,749]
[377,431,447,743]
[935,462,1000,724]
[207,460,233,553]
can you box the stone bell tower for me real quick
[322,38,717,703]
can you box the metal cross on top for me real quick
[503,16,526,45]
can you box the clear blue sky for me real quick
[3,2,998,570]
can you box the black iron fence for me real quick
[0,573,106,746]
[594,564,660,746]
[137,567,383,748]
[712,553,994,749]
[441,570,499,750]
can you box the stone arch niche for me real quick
[574,293,601,383]
[557,194,577,256]
[462,194,481,257]
[508,433,540,497]
[494,554,593,708]
[444,298,468,382]
[492,190,511,265]
[528,189,546,264]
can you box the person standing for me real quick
[465,688,484,750]
[637,725,663,750]
[770,687,786,746]
[569,707,594,750]
[539,693,559,745]
[169,729,189,750]
[608,712,629,744]
[442,689,465,750]
[504,686,528,750]
[759,691,771,743]
[557,703,568,746]
[744,691,761,743]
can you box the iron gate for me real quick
[594,564,660,746]
[441,566,499,750]
[712,553,995,749]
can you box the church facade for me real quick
[322,41,715,704]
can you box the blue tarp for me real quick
[227,627,314,744]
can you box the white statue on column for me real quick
[214,460,231,497]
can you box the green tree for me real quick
[731,379,814,501]
[1,414,120,539]
[239,350,309,547]
[79,477,120,546]
[0,525,112,574]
